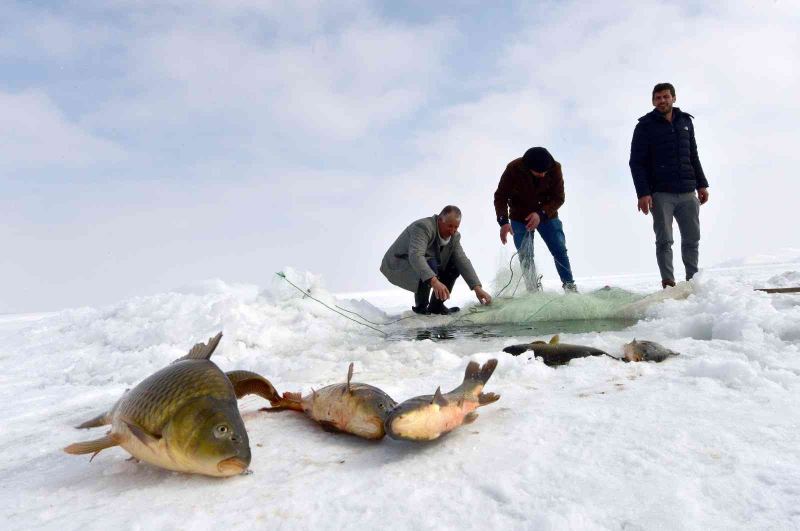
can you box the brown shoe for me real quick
[661,279,676,289]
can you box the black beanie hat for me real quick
[522,147,554,173]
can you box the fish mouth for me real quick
[217,456,249,475]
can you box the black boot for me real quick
[412,281,431,314]
[427,260,461,315]
[427,301,460,315]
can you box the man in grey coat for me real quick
[380,205,492,315]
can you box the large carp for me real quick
[64,332,268,477]
[384,359,500,442]
[263,363,397,440]
[503,334,609,366]
[622,339,680,362]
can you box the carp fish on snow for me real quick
[503,334,609,366]
[64,332,271,477]
[263,362,397,440]
[622,339,680,363]
[384,359,500,442]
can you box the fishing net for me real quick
[475,238,697,326]
[460,283,694,325]
[492,229,542,298]
[517,230,543,294]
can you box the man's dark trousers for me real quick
[414,257,460,310]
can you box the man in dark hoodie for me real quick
[629,82,710,288]
[494,147,577,293]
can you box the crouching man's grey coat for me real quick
[380,214,482,292]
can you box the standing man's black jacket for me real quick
[629,107,709,198]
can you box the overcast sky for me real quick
[2,0,799,313]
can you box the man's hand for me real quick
[697,187,709,205]
[638,195,653,215]
[524,211,541,231]
[500,223,512,244]
[474,286,492,305]
[430,277,450,301]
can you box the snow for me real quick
[2,259,800,530]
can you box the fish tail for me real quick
[226,370,282,406]
[64,433,120,457]
[480,359,498,383]
[260,391,303,412]
[75,412,111,429]
[462,359,498,385]
[459,359,498,397]
[468,359,498,385]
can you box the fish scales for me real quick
[116,360,234,432]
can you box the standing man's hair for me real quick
[652,82,676,98]
[440,205,462,219]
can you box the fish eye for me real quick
[213,424,231,439]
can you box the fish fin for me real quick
[75,411,111,429]
[503,345,528,356]
[478,392,501,406]
[432,387,448,406]
[123,420,161,446]
[346,362,354,394]
[174,332,223,363]
[549,334,560,345]
[226,370,281,405]
[64,433,121,456]
[318,420,344,434]
[463,412,479,424]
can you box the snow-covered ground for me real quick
[2,254,800,530]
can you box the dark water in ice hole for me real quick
[387,318,638,342]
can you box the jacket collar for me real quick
[640,106,689,123]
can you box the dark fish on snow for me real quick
[503,334,609,366]
[622,339,680,362]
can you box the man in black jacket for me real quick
[629,82,710,288]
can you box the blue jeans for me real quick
[510,218,574,283]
